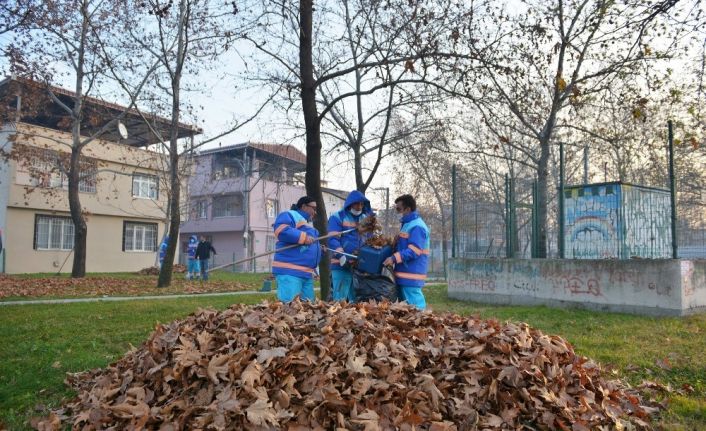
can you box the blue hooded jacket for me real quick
[392,211,430,287]
[187,235,198,260]
[159,236,169,263]
[328,190,372,270]
[272,208,322,278]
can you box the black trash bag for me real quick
[352,270,398,302]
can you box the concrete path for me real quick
[0,289,280,306]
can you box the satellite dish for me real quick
[117,122,128,139]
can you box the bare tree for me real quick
[450,0,695,257]
[241,0,483,298]
[5,0,159,277]
[126,0,270,287]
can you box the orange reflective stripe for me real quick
[399,232,410,238]
[422,249,430,255]
[296,220,307,227]
[394,252,403,264]
[272,261,315,273]
[341,221,358,227]
[274,224,289,238]
[394,272,427,280]
[408,244,423,255]
[298,231,307,244]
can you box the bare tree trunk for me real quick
[158,149,180,287]
[299,0,330,299]
[157,0,188,288]
[69,145,87,277]
[354,145,365,192]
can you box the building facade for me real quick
[180,143,349,273]
[0,78,198,273]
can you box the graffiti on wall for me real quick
[564,184,621,258]
[564,183,671,259]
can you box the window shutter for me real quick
[122,221,126,251]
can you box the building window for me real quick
[266,199,278,218]
[23,147,96,193]
[213,194,244,217]
[123,222,158,252]
[78,158,97,193]
[193,200,207,219]
[28,149,64,188]
[266,235,275,251]
[34,215,74,250]
[132,174,158,199]
[212,154,244,180]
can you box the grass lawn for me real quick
[1,285,705,430]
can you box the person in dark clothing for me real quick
[195,235,217,280]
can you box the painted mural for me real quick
[564,182,671,259]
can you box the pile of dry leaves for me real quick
[37,301,659,430]
[137,264,187,275]
[0,275,257,299]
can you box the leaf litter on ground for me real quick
[35,300,662,430]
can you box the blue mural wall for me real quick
[564,182,671,259]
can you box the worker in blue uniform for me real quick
[383,194,430,309]
[327,190,372,301]
[272,196,322,302]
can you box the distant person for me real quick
[185,235,200,280]
[383,194,430,309]
[272,196,323,302]
[158,235,169,269]
[195,235,216,280]
[328,190,372,301]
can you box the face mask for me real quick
[350,209,362,216]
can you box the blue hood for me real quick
[343,190,372,214]
[189,235,197,244]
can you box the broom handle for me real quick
[207,228,357,273]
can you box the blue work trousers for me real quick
[399,285,426,309]
[275,274,315,302]
[331,269,354,302]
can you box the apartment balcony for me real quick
[189,176,248,198]
[181,215,246,233]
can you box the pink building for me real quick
[180,142,312,272]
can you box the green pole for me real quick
[668,120,678,259]
[559,141,565,259]
[505,174,510,258]
[451,164,457,259]
[532,180,538,258]
[510,176,516,258]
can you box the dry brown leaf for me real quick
[245,398,278,426]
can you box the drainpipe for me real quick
[243,149,250,271]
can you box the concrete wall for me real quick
[448,258,706,316]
